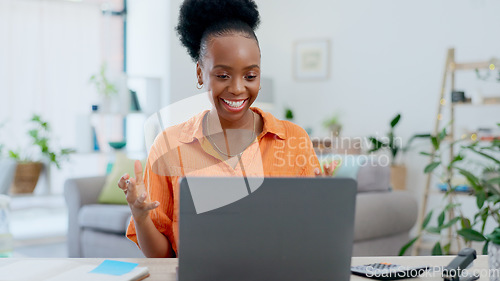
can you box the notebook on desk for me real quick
[178,177,357,281]
[0,260,149,281]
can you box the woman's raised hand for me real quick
[314,160,337,177]
[117,160,160,220]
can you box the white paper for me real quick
[0,261,148,281]
[0,260,78,281]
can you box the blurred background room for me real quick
[0,0,499,258]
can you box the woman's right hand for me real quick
[118,160,160,221]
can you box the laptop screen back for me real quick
[179,177,357,281]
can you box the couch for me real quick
[64,161,418,258]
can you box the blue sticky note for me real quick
[90,260,138,276]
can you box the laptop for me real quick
[178,177,357,281]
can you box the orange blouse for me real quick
[126,107,320,256]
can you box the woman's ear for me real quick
[196,61,203,85]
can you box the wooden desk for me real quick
[0,256,493,280]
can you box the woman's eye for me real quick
[216,75,229,79]
[246,75,257,80]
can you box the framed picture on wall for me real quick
[293,39,330,80]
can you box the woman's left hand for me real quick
[314,161,336,177]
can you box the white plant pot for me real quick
[489,242,500,281]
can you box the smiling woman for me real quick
[120,0,335,258]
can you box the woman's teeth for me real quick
[222,98,245,108]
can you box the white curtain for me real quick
[0,0,102,150]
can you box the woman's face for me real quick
[197,35,261,126]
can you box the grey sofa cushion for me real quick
[81,229,144,258]
[318,154,391,193]
[354,191,418,242]
[357,163,391,193]
[79,204,132,234]
[352,232,410,257]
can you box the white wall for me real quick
[167,0,500,136]
[0,0,104,194]
[258,0,500,138]
[127,0,170,107]
[0,1,102,150]
[168,0,206,104]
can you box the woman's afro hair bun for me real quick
[176,0,260,62]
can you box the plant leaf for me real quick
[457,168,481,191]
[442,217,461,229]
[424,162,441,174]
[438,211,445,227]
[422,210,433,229]
[431,136,439,150]
[439,128,447,141]
[426,226,441,234]
[444,203,462,211]
[450,154,464,166]
[467,148,500,165]
[368,137,385,153]
[8,150,19,160]
[481,208,489,233]
[420,152,433,156]
[399,236,419,256]
[60,148,75,155]
[28,129,38,139]
[404,133,431,152]
[49,152,56,162]
[483,241,490,255]
[432,242,443,255]
[461,217,471,229]
[443,243,451,255]
[476,190,486,209]
[487,177,500,185]
[486,228,500,244]
[487,195,500,203]
[390,114,401,128]
[457,228,486,242]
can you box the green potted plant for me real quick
[89,62,118,98]
[8,115,74,194]
[400,124,500,257]
[367,114,430,190]
[89,62,119,113]
[322,114,342,137]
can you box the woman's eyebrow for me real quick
[244,64,260,70]
[213,64,260,70]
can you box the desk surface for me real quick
[0,255,492,281]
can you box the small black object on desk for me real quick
[442,248,478,281]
